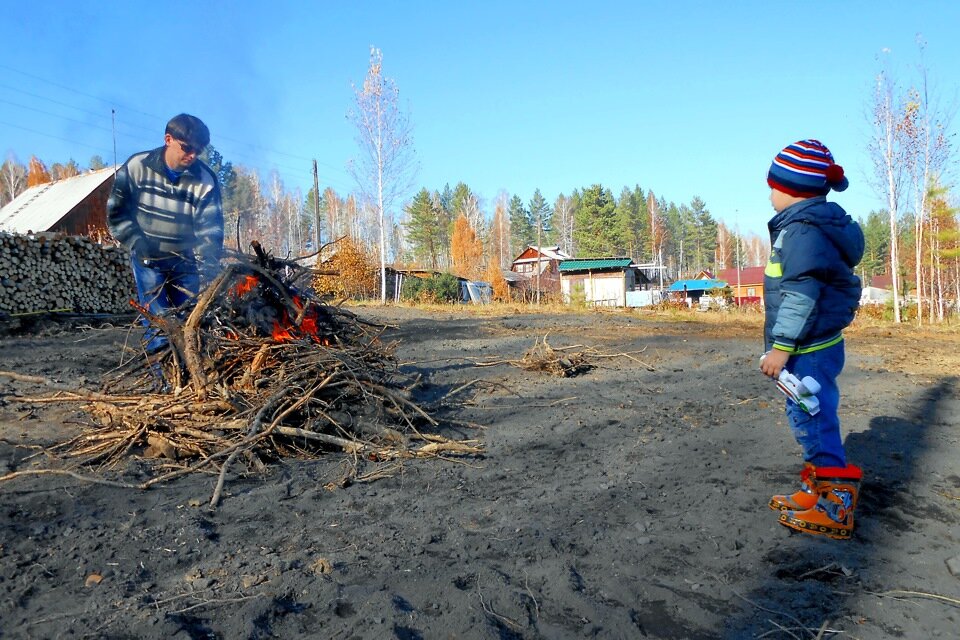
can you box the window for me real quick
[747,287,756,296]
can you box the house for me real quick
[861,274,894,305]
[717,266,766,305]
[0,167,116,237]
[510,245,572,297]
[667,278,727,305]
[559,257,638,307]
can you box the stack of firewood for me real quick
[0,232,134,315]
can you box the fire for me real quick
[232,273,329,344]
[233,275,259,297]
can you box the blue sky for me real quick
[2,1,958,237]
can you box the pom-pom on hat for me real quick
[767,139,849,197]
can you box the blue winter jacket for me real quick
[763,196,864,353]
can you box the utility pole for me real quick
[735,214,742,308]
[535,212,542,305]
[312,160,321,252]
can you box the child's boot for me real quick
[768,462,818,511]
[779,464,862,540]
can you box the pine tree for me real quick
[509,194,533,255]
[404,188,443,269]
[573,184,616,256]
[528,189,551,242]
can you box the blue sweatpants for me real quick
[784,340,847,468]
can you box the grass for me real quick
[350,298,960,336]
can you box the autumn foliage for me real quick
[485,261,511,302]
[312,237,379,300]
[450,213,484,280]
[27,156,51,187]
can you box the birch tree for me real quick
[901,47,953,325]
[489,191,512,268]
[1,154,27,206]
[867,56,908,322]
[552,193,575,255]
[348,47,416,304]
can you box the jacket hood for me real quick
[770,197,865,268]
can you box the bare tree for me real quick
[867,54,908,322]
[1,154,27,206]
[553,193,575,255]
[488,191,511,269]
[348,47,417,304]
[902,41,954,324]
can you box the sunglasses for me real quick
[176,140,202,155]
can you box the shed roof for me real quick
[559,258,633,272]
[667,279,727,292]
[0,168,116,234]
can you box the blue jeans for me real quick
[785,340,847,468]
[130,252,200,353]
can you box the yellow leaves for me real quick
[26,156,51,188]
[450,214,483,280]
[313,237,379,300]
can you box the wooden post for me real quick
[312,160,321,251]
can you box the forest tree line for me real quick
[4,147,953,293]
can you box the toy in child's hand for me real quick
[760,353,822,415]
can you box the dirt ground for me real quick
[1,306,958,639]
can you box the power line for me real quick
[1,63,352,181]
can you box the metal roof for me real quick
[0,168,116,233]
[513,245,573,263]
[667,279,727,292]
[559,258,633,271]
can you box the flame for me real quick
[233,275,259,297]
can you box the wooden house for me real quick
[559,257,638,307]
[717,267,766,305]
[0,168,116,238]
[510,245,572,296]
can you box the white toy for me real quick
[760,354,822,415]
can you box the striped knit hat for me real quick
[767,139,849,197]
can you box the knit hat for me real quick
[767,139,849,197]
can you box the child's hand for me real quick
[760,349,789,378]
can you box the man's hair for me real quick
[165,113,211,149]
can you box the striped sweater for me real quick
[107,146,224,273]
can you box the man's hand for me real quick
[760,349,790,379]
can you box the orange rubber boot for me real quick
[769,463,818,511]
[779,464,862,540]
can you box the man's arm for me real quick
[106,163,146,254]
[193,184,225,279]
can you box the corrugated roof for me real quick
[0,168,116,233]
[667,279,727,292]
[559,258,633,271]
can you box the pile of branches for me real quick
[516,336,594,377]
[49,242,480,501]
[475,334,656,377]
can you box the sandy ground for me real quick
[1,306,958,639]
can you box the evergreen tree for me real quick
[88,155,107,170]
[404,188,443,269]
[573,184,617,256]
[509,194,533,254]
[690,196,717,273]
[612,186,640,257]
[860,210,891,278]
[528,188,551,245]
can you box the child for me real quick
[759,140,865,539]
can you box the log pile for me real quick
[0,232,134,315]
[44,242,481,502]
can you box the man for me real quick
[107,113,224,353]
